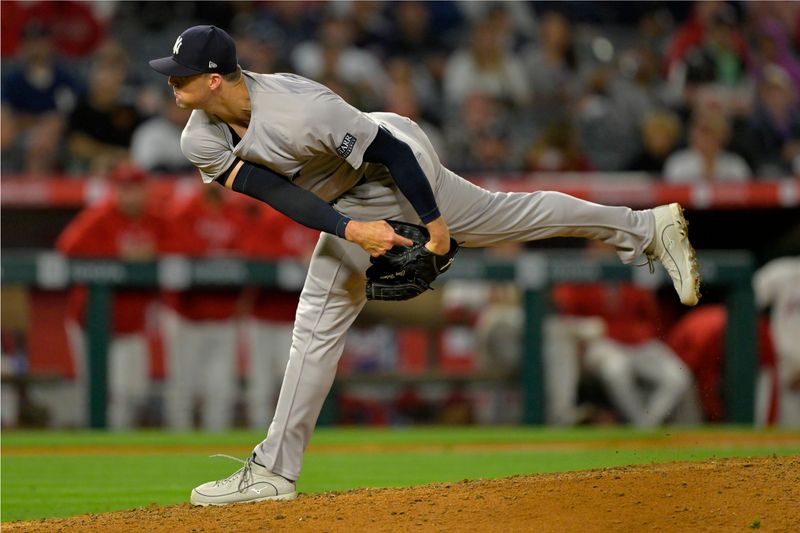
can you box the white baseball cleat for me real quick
[647,203,700,306]
[190,454,297,506]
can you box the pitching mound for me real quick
[6,455,798,532]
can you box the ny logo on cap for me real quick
[173,36,183,56]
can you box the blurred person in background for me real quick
[663,109,751,182]
[160,186,248,431]
[0,104,21,174]
[56,163,165,429]
[66,40,143,175]
[474,283,524,376]
[457,0,538,45]
[745,1,800,60]
[384,1,441,63]
[255,1,323,65]
[130,89,193,174]
[291,15,389,111]
[522,10,580,125]
[668,304,779,425]
[383,1,452,126]
[1,0,106,59]
[441,246,524,424]
[542,312,608,426]
[617,45,677,113]
[671,3,753,120]
[240,205,319,431]
[753,257,800,427]
[748,14,800,95]
[665,1,748,84]
[524,119,593,172]
[232,19,290,74]
[666,305,728,422]
[446,92,521,174]
[552,278,697,428]
[744,65,800,177]
[384,55,441,129]
[575,57,653,172]
[342,0,392,55]
[384,1,450,70]
[443,8,529,110]
[469,123,518,173]
[1,21,81,175]
[628,9,682,109]
[625,110,683,175]
[383,78,447,163]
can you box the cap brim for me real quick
[149,56,203,77]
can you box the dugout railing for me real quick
[1,250,756,427]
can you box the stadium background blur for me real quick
[2,0,799,431]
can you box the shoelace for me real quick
[637,212,690,276]
[209,454,254,493]
[634,255,656,274]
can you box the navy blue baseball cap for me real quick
[149,25,237,77]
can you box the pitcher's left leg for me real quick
[434,168,699,304]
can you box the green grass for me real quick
[2,426,799,522]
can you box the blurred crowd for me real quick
[2,0,800,180]
[2,1,799,430]
[27,164,794,430]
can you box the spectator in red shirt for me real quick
[240,203,318,430]
[552,280,696,427]
[56,163,165,429]
[1,1,105,59]
[160,186,248,431]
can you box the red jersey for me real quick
[56,199,166,334]
[551,282,662,344]
[161,190,248,321]
[240,204,319,322]
[667,305,777,422]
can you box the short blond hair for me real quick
[641,111,682,142]
[223,65,242,83]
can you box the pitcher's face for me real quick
[168,73,209,109]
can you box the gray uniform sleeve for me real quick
[308,90,380,170]
[180,113,238,183]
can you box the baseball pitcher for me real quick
[149,25,700,505]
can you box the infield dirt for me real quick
[6,455,798,532]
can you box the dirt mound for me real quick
[7,456,798,532]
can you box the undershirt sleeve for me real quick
[362,126,441,223]
[217,161,351,238]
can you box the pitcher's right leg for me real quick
[253,234,371,480]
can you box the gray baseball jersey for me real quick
[181,71,384,202]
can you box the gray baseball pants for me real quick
[253,114,655,480]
